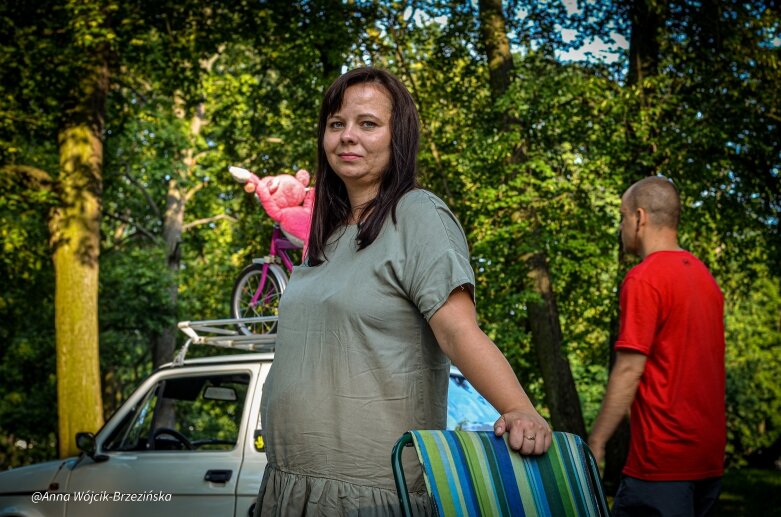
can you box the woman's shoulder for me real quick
[394,189,467,245]
[397,188,452,215]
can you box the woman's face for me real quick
[324,83,392,204]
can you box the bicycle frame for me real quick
[249,224,298,307]
[229,165,313,334]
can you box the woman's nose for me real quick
[340,124,356,143]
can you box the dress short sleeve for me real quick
[396,190,475,320]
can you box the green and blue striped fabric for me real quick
[407,430,608,517]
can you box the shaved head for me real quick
[624,176,680,229]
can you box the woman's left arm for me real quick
[429,288,552,455]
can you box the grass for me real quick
[712,468,781,516]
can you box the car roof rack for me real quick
[173,316,277,366]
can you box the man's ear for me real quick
[635,207,647,230]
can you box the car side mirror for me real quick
[76,432,109,462]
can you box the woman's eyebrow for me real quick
[328,112,384,120]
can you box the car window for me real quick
[103,372,250,452]
[447,374,501,431]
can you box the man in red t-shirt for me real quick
[589,176,726,516]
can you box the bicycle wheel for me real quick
[231,262,286,335]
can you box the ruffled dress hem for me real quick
[256,464,433,517]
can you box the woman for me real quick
[256,68,551,516]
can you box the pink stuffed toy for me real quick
[229,166,314,249]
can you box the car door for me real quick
[234,361,272,516]
[447,370,501,430]
[63,366,256,517]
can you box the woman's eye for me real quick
[360,121,377,128]
[329,121,344,129]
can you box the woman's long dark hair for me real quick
[306,68,420,266]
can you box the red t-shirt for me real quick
[616,250,726,481]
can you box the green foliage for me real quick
[172,378,249,446]
[0,335,58,469]
[0,168,58,466]
[99,245,177,410]
[0,174,55,323]
[724,276,781,467]
[714,468,781,516]
[0,1,779,473]
[452,53,625,408]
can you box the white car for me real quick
[0,338,499,517]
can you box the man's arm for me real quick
[588,350,647,465]
[429,289,551,455]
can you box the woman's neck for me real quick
[347,201,373,225]
[346,186,379,224]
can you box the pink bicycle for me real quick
[228,166,312,335]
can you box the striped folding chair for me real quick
[391,430,610,517]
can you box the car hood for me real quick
[0,457,77,494]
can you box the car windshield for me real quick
[447,374,500,431]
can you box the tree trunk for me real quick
[149,176,184,430]
[478,0,513,100]
[478,0,586,436]
[627,0,663,87]
[151,101,206,370]
[51,58,108,458]
[315,0,347,81]
[602,0,666,493]
[526,253,587,438]
[150,101,205,430]
[151,177,184,369]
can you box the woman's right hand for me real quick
[494,409,552,455]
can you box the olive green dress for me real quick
[257,190,475,516]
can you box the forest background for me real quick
[1,0,779,503]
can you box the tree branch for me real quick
[182,213,237,232]
[184,181,207,203]
[193,150,210,163]
[0,164,54,190]
[105,211,159,242]
[112,75,151,106]
[103,231,152,252]
[122,162,161,219]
